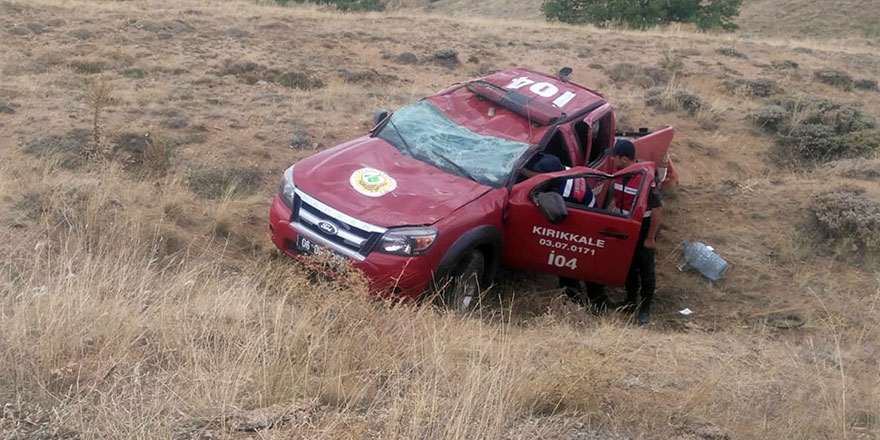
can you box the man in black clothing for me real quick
[606,139,663,325]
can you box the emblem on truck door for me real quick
[350,167,397,197]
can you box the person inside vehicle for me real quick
[523,153,597,207]
[605,138,663,325]
[524,153,606,307]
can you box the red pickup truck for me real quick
[269,68,675,311]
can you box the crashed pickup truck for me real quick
[269,68,676,311]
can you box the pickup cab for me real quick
[268,68,675,311]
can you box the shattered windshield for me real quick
[377,101,531,187]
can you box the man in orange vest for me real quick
[607,138,663,325]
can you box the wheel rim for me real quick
[458,274,478,312]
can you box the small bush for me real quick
[121,68,148,79]
[659,53,684,72]
[751,96,880,165]
[854,79,879,91]
[275,0,385,11]
[393,52,418,65]
[812,188,880,253]
[187,166,261,199]
[114,132,171,174]
[771,60,799,70]
[781,97,875,133]
[781,124,847,163]
[814,70,854,90]
[751,105,788,132]
[715,47,747,58]
[725,79,783,97]
[607,63,640,83]
[431,48,459,67]
[218,60,324,90]
[24,129,91,170]
[70,59,106,75]
[645,85,703,115]
[277,71,324,90]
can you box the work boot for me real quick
[563,287,585,306]
[637,302,651,325]
[616,292,637,313]
[560,278,585,306]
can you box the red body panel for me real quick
[294,136,490,227]
[269,68,674,299]
[502,164,653,287]
[269,189,506,299]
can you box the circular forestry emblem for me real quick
[349,167,397,197]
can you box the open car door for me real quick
[502,163,655,287]
[631,126,676,186]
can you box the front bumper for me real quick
[269,194,435,300]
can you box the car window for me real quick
[377,101,531,187]
[533,171,644,219]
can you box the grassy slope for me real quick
[398,0,880,41]
[1,0,879,438]
[738,0,880,39]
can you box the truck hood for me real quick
[293,136,491,227]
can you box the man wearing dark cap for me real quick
[606,138,663,325]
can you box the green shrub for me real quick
[542,0,741,30]
[814,70,853,90]
[275,0,385,11]
[752,96,880,165]
[277,71,324,90]
[751,105,788,132]
[855,79,879,91]
[725,78,782,97]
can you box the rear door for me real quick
[502,163,654,287]
[631,126,675,186]
[632,126,673,162]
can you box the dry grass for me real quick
[1,0,880,438]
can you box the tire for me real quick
[442,251,485,313]
[766,314,806,329]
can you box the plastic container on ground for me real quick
[681,241,729,281]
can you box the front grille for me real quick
[291,189,386,260]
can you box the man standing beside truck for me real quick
[606,138,663,325]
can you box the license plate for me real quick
[295,235,349,266]
[296,235,321,255]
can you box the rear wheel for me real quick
[442,251,485,313]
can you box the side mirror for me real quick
[372,109,389,127]
[533,191,568,225]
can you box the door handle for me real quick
[599,230,628,239]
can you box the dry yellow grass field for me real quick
[1,0,879,438]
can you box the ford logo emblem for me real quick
[317,220,339,236]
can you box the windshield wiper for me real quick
[432,151,482,185]
[387,118,415,158]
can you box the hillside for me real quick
[1,0,879,438]
[396,0,880,41]
[738,0,880,39]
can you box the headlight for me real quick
[378,227,438,256]
[278,165,296,210]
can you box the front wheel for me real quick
[441,251,485,313]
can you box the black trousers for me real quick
[625,243,656,306]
